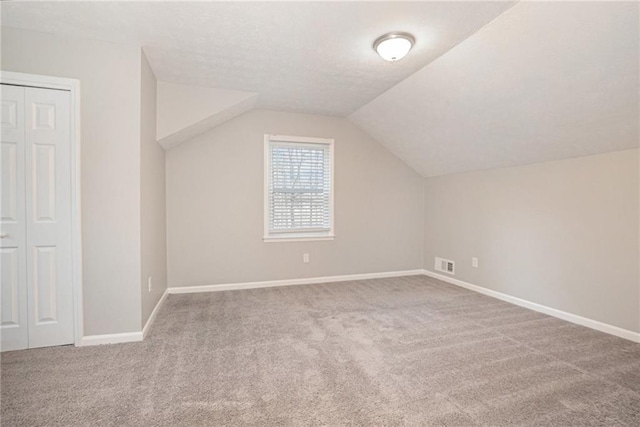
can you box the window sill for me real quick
[263,234,335,243]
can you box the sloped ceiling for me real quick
[350,1,639,177]
[157,82,257,141]
[0,1,514,116]
[156,82,257,149]
[2,1,637,172]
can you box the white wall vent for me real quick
[435,257,455,275]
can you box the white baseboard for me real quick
[142,289,168,338]
[79,269,639,346]
[78,331,143,347]
[167,269,425,294]
[78,289,169,346]
[422,269,640,343]
[78,271,423,347]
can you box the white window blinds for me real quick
[265,135,334,241]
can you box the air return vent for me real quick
[435,257,455,275]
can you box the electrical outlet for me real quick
[303,253,310,263]
[472,257,479,268]
[147,276,152,292]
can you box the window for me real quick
[264,134,334,242]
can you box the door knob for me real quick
[0,233,8,238]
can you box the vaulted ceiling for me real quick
[350,1,639,176]
[0,1,513,116]
[2,1,637,177]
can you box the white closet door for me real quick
[24,87,73,348]
[1,85,29,351]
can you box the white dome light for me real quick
[373,32,415,62]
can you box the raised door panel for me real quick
[33,246,58,324]
[33,144,56,222]
[1,141,18,222]
[0,84,28,351]
[32,103,56,131]
[1,248,20,326]
[1,100,18,129]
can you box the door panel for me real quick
[1,141,18,222]
[1,248,21,325]
[24,87,73,349]
[33,144,57,222]
[33,245,58,324]
[0,85,28,351]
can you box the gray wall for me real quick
[140,52,167,327]
[2,27,143,335]
[166,109,424,287]
[423,149,640,332]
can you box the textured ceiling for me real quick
[156,82,258,150]
[3,2,636,175]
[0,1,514,116]
[351,1,640,177]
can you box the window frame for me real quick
[263,134,335,243]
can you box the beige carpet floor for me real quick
[2,275,640,426]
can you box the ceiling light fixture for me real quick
[373,32,415,62]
